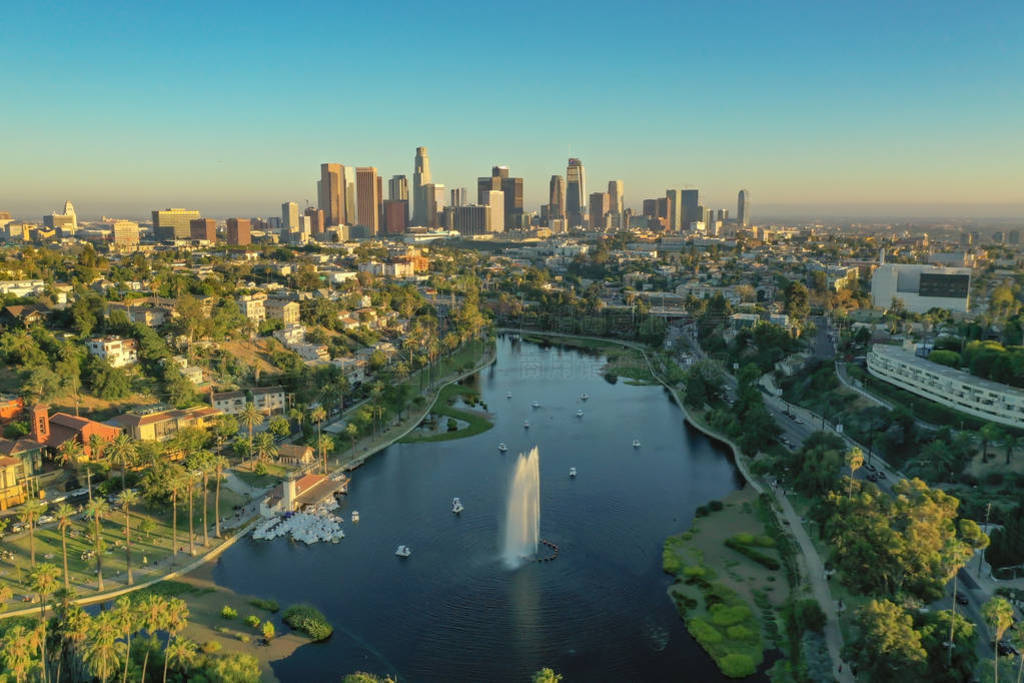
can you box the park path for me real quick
[770,487,854,682]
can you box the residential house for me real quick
[252,386,287,414]
[237,293,267,323]
[86,336,139,368]
[0,456,27,510]
[277,443,314,466]
[109,405,222,442]
[265,299,300,325]
[0,304,49,329]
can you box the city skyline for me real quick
[3,1,1023,219]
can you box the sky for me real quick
[2,0,1023,220]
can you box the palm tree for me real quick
[84,497,109,591]
[185,469,197,556]
[166,465,185,565]
[239,403,264,467]
[345,423,358,452]
[846,447,864,499]
[212,455,228,539]
[28,562,60,683]
[317,434,335,474]
[1008,623,1024,683]
[110,596,134,683]
[160,598,190,682]
[0,624,36,683]
[136,594,168,682]
[198,452,212,547]
[55,502,75,592]
[162,636,197,683]
[311,405,327,446]
[254,432,277,464]
[20,497,46,567]
[87,433,106,462]
[980,423,1003,463]
[984,596,1015,683]
[105,434,137,492]
[116,489,138,585]
[55,438,84,469]
[289,405,306,434]
[84,610,124,683]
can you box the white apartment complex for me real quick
[867,344,1024,429]
[870,263,971,314]
[237,293,267,323]
[86,336,139,368]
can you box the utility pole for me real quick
[948,573,958,667]
[978,502,992,579]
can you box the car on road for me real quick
[38,514,55,524]
[955,594,969,606]
[865,464,877,472]
[995,641,1019,657]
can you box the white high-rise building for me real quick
[485,190,504,232]
[870,263,971,313]
[281,201,299,231]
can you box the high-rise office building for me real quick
[477,173,501,205]
[589,192,609,230]
[737,189,750,227]
[189,218,217,242]
[152,208,200,241]
[389,175,409,202]
[304,207,324,234]
[608,180,624,216]
[566,158,586,227]
[450,187,468,207]
[382,200,408,235]
[319,163,343,227]
[446,205,489,236]
[478,165,524,227]
[665,189,681,230]
[681,190,700,228]
[549,175,566,220]
[425,183,446,228]
[342,166,357,225]
[281,202,299,231]
[356,167,380,234]
[112,220,139,249]
[226,218,251,246]
[485,190,505,232]
[412,146,431,225]
[1009,230,1021,245]
[642,199,659,219]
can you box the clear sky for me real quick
[3,0,1023,220]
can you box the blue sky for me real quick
[3,0,1023,219]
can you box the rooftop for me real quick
[871,344,1024,398]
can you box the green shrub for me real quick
[244,615,261,629]
[733,532,756,545]
[710,603,752,627]
[683,565,707,577]
[753,535,776,547]
[795,599,826,633]
[724,537,781,570]
[726,624,756,641]
[283,604,334,641]
[215,626,231,634]
[719,653,756,678]
[249,598,280,612]
[202,640,222,654]
[695,505,710,517]
[220,605,237,619]
[262,621,276,640]
[688,618,723,645]
[239,633,251,643]
[708,499,724,511]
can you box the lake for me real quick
[212,337,746,681]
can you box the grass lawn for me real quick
[0,484,250,605]
[399,383,494,444]
[233,463,289,489]
[663,488,788,678]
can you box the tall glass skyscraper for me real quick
[548,175,565,220]
[412,147,431,226]
[737,189,750,227]
[566,158,586,227]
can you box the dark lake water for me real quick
[212,337,747,681]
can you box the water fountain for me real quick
[502,446,540,568]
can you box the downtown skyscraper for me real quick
[412,146,430,226]
[737,189,750,227]
[548,175,565,220]
[566,158,586,227]
[319,163,342,227]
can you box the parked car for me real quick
[38,514,55,524]
[955,594,969,606]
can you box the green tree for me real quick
[28,562,60,683]
[850,599,927,681]
[532,668,564,683]
[212,454,229,539]
[117,488,138,584]
[983,596,1015,683]
[55,502,75,593]
[980,423,1004,463]
[105,433,137,492]
[19,497,46,567]
[239,403,263,466]
[0,624,38,683]
[846,446,864,499]
[317,434,334,474]
[84,498,109,591]
[268,415,290,438]
[163,636,197,682]
[84,610,124,683]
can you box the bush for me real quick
[688,618,723,645]
[262,621,276,640]
[239,633,251,643]
[695,505,710,517]
[215,626,231,634]
[683,565,707,577]
[203,640,222,654]
[710,603,753,627]
[708,500,724,511]
[726,624,756,641]
[249,598,279,612]
[283,604,334,641]
[254,462,268,475]
[733,532,755,545]
[719,653,756,678]
[725,537,781,570]
[221,605,237,619]
[244,615,260,629]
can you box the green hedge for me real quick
[725,536,781,570]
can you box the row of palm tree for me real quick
[0,583,194,683]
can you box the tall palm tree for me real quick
[198,452,213,547]
[162,636,197,683]
[84,610,124,683]
[161,598,190,683]
[87,433,106,463]
[317,434,334,474]
[345,423,358,452]
[212,455,228,539]
[846,447,864,499]
[289,405,306,434]
[239,403,264,466]
[54,597,91,683]
[28,562,60,683]
[185,469,197,556]
[20,497,46,567]
[106,434,137,492]
[0,624,36,683]
[166,464,185,565]
[55,502,75,592]
[136,594,168,682]
[84,498,109,591]
[116,489,138,585]
[984,596,1015,683]
[311,405,327,446]
[109,596,133,683]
